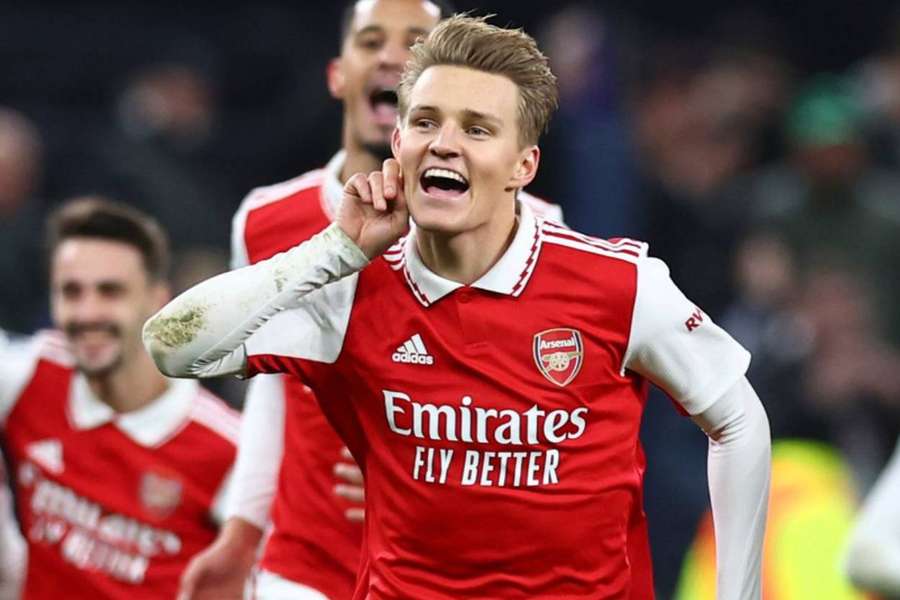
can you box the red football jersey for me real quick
[239,205,750,598]
[0,333,238,600]
[230,152,567,598]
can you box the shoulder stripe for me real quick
[190,393,240,443]
[541,230,645,264]
[541,223,647,257]
[240,170,325,213]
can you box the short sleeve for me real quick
[622,257,751,415]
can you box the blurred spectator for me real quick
[76,57,238,252]
[744,76,900,489]
[721,232,819,440]
[538,5,641,236]
[0,108,49,333]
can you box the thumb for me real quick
[178,563,199,600]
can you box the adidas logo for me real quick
[26,439,64,474]
[392,334,434,365]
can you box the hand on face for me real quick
[337,158,410,258]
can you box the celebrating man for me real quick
[146,16,770,599]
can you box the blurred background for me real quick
[3,0,900,597]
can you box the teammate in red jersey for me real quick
[146,15,771,599]
[0,198,238,599]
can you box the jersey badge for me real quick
[139,470,183,519]
[533,328,584,387]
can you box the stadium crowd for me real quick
[2,1,900,598]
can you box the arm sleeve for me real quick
[692,377,771,600]
[843,439,900,596]
[622,257,751,415]
[142,223,369,379]
[0,463,24,598]
[224,375,286,530]
[0,331,38,424]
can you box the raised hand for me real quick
[337,158,410,259]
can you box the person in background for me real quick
[0,198,239,599]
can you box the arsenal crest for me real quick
[140,471,183,519]
[533,328,584,387]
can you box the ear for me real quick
[507,145,540,191]
[391,125,402,159]
[326,57,345,100]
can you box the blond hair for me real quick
[398,14,558,147]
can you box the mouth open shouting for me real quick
[420,167,470,200]
[369,87,399,127]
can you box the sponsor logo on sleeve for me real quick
[685,307,705,332]
[533,328,584,387]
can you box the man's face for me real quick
[50,239,167,377]
[329,0,441,158]
[393,65,539,234]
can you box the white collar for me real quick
[400,202,543,306]
[321,150,346,219]
[68,375,198,447]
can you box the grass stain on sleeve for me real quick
[145,305,207,348]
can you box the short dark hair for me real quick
[46,196,171,281]
[339,0,456,45]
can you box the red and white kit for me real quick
[153,202,769,599]
[0,332,238,600]
[227,151,564,598]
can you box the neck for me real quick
[86,348,170,414]
[340,133,385,183]
[416,200,518,285]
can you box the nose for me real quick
[429,124,462,159]
[379,39,407,70]
[72,290,106,324]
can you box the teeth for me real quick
[424,168,467,184]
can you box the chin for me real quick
[74,350,123,378]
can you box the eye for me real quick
[357,35,383,51]
[414,118,437,130]
[467,125,490,137]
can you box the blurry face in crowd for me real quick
[50,239,167,377]
[328,0,441,159]
[392,65,539,235]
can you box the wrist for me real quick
[219,517,264,555]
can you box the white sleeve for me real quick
[844,439,900,596]
[0,331,39,424]
[0,462,24,598]
[224,375,286,530]
[623,257,751,415]
[142,223,369,379]
[692,377,771,600]
[209,467,234,525]
[230,194,252,270]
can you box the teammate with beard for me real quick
[0,198,238,599]
[178,2,562,600]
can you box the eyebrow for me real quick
[410,105,503,127]
[354,25,430,38]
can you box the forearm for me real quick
[844,440,900,595]
[693,377,771,600]
[142,223,368,378]
[226,376,286,529]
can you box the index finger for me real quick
[382,159,401,199]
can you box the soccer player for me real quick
[0,198,238,599]
[844,438,900,596]
[145,15,771,599]
[179,2,563,599]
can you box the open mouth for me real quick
[369,88,398,125]
[420,167,470,198]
